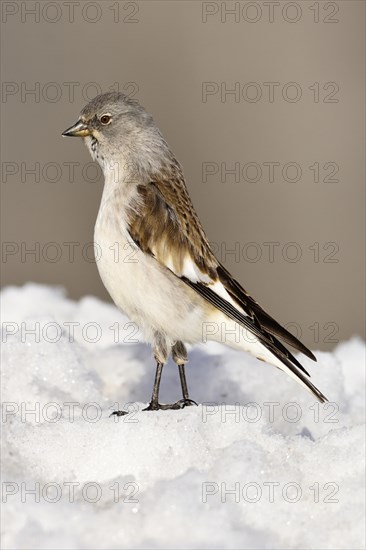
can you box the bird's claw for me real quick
[142,399,198,411]
[172,398,198,409]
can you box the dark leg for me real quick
[143,362,164,411]
[143,362,196,411]
[178,364,190,400]
[143,341,197,411]
[172,342,197,408]
[111,360,174,415]
[110,337,197,417]
[174,363,197,408]
[110,329,168,417]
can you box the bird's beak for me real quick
[62,120,91,138]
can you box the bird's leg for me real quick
[143,339,197,411]
[143,331,171,411]
[143,361,196,411]
[175,363,197,407]
[110,336,197,416]
[143,362,164,410]
[111,332,168,416]
[175,363,198,408]
[171,341,197,408]
[178,363,190,400]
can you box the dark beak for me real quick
[62,120,91,137]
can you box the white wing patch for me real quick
[182,256,212,284]
[158,251,248,317]
[168,254,248,316]
[208,281,247,314]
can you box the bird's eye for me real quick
[100,114,111,125]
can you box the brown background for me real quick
[1,0,365,350]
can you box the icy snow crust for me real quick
[1,284,365,549]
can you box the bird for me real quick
[62,91,328,413]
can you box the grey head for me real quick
[62,92,171,174]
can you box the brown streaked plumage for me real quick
[126,173,218,280]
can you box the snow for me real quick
[1,283,365,550]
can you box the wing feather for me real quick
[217,264,317,361]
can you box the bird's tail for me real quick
[210,316,328,403]
[261,335,328,403]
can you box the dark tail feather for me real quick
[263,335,328,403]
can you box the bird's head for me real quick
[62,92,156,169]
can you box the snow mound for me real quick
[1,283,365,549]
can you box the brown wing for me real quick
[126,167,219,281]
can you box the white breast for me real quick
[94,176,208,345]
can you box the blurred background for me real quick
[1,0,364,350]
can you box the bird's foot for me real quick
[171,398,198,409]
[142,402,161,411]
[142,399,198,411]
